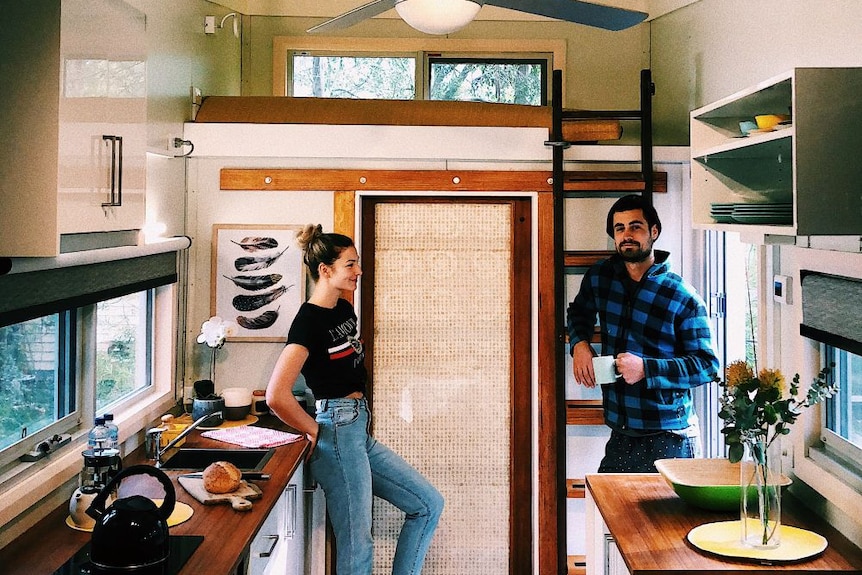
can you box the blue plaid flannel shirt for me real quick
[566,250,719,432]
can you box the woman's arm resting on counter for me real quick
[266,343,319,458]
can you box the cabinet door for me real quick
[282,463,305,575]
[248,495,285,575]
[57,0,146,234]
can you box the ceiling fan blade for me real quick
[486,0,647,31]
[307,0,399,33]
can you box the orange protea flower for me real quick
[758,368,786,396]
[725,360,754,388]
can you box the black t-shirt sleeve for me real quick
[286,304,313,349]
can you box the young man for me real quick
[567,195,719,472]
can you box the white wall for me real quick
[651,0,862,546]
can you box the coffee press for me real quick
[69,447,122,529]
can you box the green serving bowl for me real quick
[655,458,792,512]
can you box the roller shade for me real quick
[0,238,190,328]
[800,271,862,356]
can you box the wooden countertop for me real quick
[586,473,862,574]
[0,415,309,575]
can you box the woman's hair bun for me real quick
[295,224,323,251]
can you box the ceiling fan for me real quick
[307,0,648,35]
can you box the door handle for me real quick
[259,534,279,558]
[102,135,123,207]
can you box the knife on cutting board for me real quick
[178,472,270,481]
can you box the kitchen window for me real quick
[96,292,153,411]
[823,345,862,464]
[0,289,157,468]
[0,312,75,454]
[0,242,188,471]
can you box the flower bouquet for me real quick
[718,360,837,547]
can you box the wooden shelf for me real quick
[566,400,604,425]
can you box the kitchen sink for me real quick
[160,448,274,470]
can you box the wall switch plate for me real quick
[773,274,792,304]
[204,15,216,34]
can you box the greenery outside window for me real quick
[0,313,75,453]
[0,288,158,468]
[96,291,153,411]
[275,38,565,104]
[292,54,416,99]
[428,57,546,105]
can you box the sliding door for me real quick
[360,197,531,574]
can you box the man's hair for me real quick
[605,194,662,238]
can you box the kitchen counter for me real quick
[585,473,862,574]
[0,415,309,575]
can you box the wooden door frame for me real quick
[219,168,563,574]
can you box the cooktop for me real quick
[52,535,204,575]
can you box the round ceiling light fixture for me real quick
[395,0,483,35]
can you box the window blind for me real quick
[0,238,189,328]
[800,271,862,356]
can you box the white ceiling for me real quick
[210,0,699,21]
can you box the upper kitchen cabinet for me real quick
[0,0,146,257]
[690,67,862,238]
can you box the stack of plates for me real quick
[731,203,792,224]
[710,203,792,225]
[709,203,735,223]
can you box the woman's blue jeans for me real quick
[309,398,444,575]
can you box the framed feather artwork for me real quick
[211,224,305,342]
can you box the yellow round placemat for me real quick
[687,520,827,562]
[65,500,194,532]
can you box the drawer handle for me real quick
[259,534,279,558]
[286,484,297,539]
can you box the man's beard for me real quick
[617,241,653,263]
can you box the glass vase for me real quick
[740,437,782,548]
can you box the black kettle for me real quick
[86,465,176,572]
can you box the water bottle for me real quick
[87,417,110,452]
[103,413,119,450]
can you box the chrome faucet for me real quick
[146,411,223,467]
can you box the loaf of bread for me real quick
[202,461,242,494]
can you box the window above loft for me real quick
[275,37,565,105]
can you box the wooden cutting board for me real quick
[177,476,262,511]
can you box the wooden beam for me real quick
[220,169,554,192]
[566,400,604,426]
[564,250,613,267]
[219,168,666,194]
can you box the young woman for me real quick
[266,224,444,575]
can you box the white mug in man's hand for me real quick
[592,355,618,385]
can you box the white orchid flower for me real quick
[197,316,238,348]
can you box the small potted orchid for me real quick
[196,316,238,383]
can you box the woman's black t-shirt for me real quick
[286,298,367,399]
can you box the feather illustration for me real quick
[234,248,288,272]
[232,284,292,312]
[223,273,283,292]
[236,308,280,330]
[231,236,279,252]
